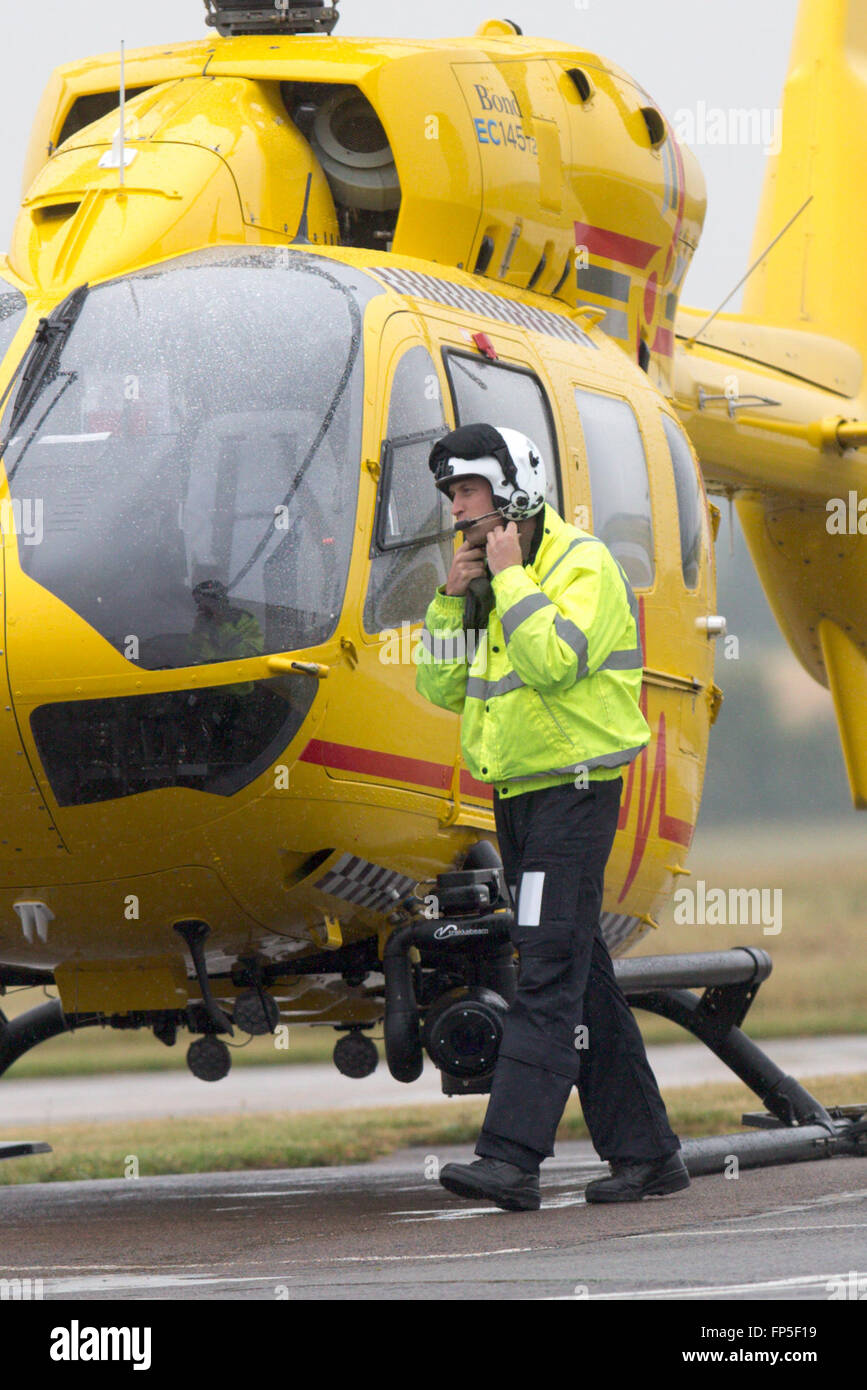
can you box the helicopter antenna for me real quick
[98,40,136,179]
[203,2,340,36]
[686,196,813,346]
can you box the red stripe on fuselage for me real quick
[460,769,494,800]
[652,325,674,356]
[616,600,694,900]
[300,739,452,791]
[299,739,494,801]
[574,222,659,271]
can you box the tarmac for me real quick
[2,1142,866,1301]
[2,1033,866,1303]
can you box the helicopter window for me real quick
[0,276,26,363]
[55,88,153,149]
[574,388,655,588]
[661,412,705,590]
[443,350,562,512]
[364,345,451,632]
[31,671,318,805]
[2,247,379,670]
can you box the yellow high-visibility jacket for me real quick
[416,505,650,798]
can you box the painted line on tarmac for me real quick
[153,1189,315,1199]
[199,1190,316,1198]
[623,1222,867,1239]
[5,1248,538,1285]
[393,1193,587,1221]
[45,1274,287,1295]
[47,1256,542,1296]
[327,1247,535,1262]
[0,1263,214,1275]
[731,1189,867,1220]
[391,1207,515,1222]
[551,1271,865,1299]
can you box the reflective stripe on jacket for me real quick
[415,505,650,788]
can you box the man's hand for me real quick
[445,541,487,596]
[486,522,523,576]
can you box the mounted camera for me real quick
[423,986,508,1093]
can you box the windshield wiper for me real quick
[0,283,89,459]
[227,262,363,593]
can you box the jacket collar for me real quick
[529,505,576,582]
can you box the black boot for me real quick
[439,1158,541,1211]
[584,1152,690,1203]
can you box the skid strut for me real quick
[0,1002,100,1162]
[617,947,866,1172]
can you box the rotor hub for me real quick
[203,1,339,37]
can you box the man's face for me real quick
[448,476,501,545]
[194,587,230,620]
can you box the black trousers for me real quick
[475,778,680,1173]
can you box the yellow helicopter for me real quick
[0,0,864,1166]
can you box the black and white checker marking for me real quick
[314,852,417,913]
[370,266,597,349]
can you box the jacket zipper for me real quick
[537,691,573,745]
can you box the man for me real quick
[189,580,264,669]
[416,423,690,1211]
[187,581,265,737]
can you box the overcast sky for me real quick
[2,0,800,310]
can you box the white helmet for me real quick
[429,423,547,521]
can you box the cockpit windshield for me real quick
[0,276,26,363]
[1,247,378,670]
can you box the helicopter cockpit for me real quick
[2,246,382,805]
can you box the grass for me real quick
[2,819,865,1076]
[0,1070,864,1186]
[631,819,867,1042]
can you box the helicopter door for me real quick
[353,319,460,807]
[571,384,713,866]
[655,407,717,768]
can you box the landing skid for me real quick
[0,1141,51,1162]
[619,947,867,1173]
[381,891,867,1173]
[0,1001,83,1162]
